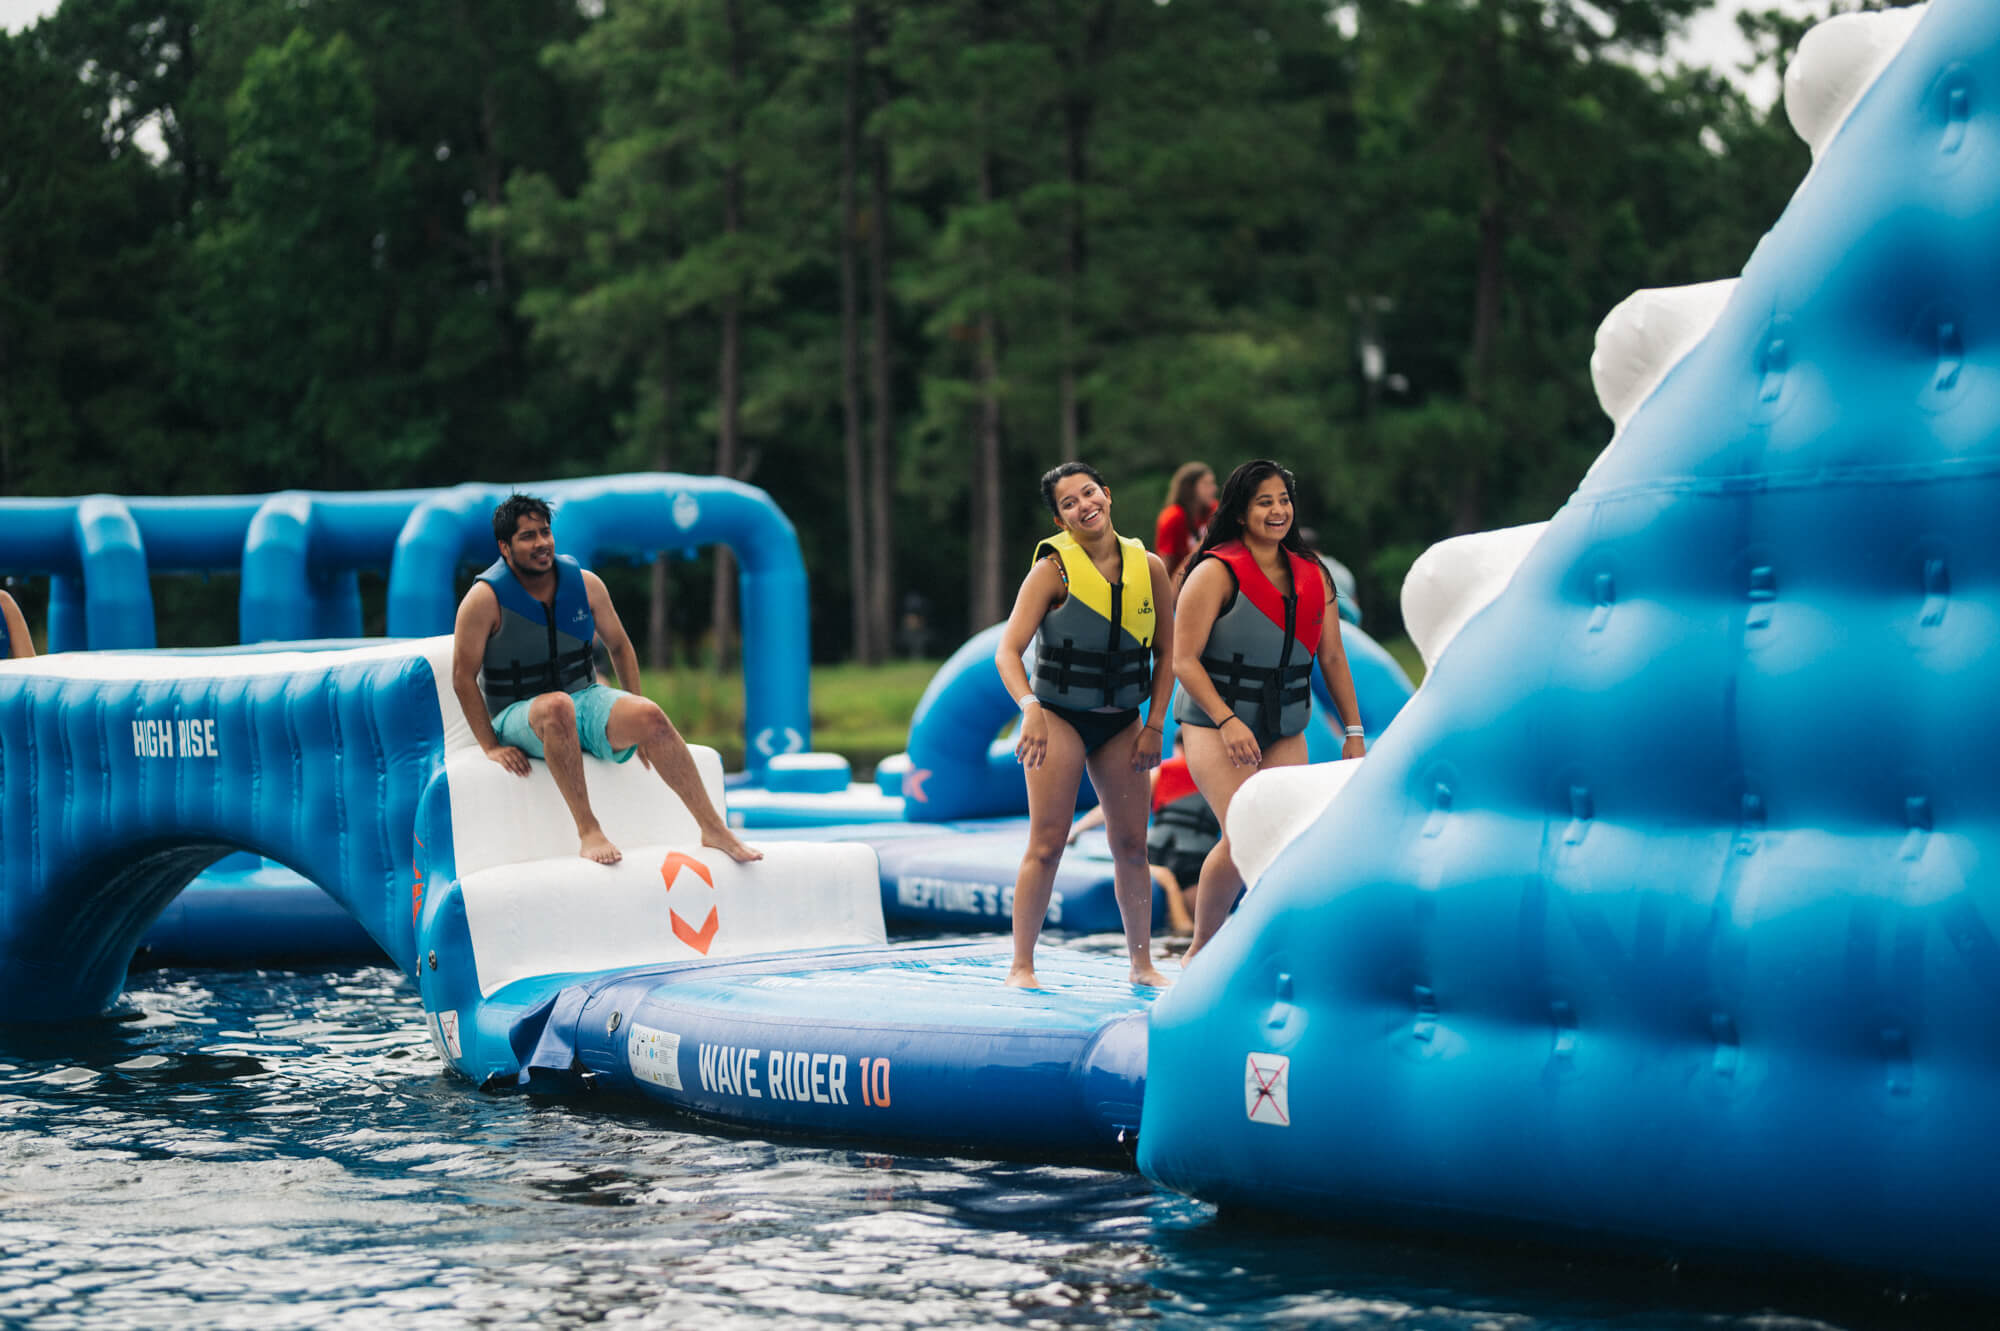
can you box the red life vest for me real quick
[1172,540,1327,739]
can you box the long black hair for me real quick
[1186,459,1328,596]
[1038,461,1108,517]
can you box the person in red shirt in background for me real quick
[1068,752,1216,936]
[1154,463,1217,582]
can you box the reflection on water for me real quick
[0,967,1974,1329]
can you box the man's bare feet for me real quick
[1131,965,1171,987]
[701,825,763,863]
[580,829,622,864]
[1005,965,1039,989]
[1178,943,1201,969]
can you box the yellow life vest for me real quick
[1030,531,1156,710]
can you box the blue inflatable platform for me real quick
[456,941,1154,1157]
[1138,0,2000,1295]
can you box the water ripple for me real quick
[0,965,1969,1329]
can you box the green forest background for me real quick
[2,0,1903,667]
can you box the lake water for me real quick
[0,964,1974,1329]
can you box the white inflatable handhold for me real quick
[444,742,727,879]
[460,841,885,997]
[1401,523,1548,672]
[1228,761,1364,889]
[1589,280,1739,435]
[1785,6,1928,160]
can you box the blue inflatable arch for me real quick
[0,642,451,1017]
[384,475,812,771]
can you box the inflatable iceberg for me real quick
[1139,0,2000,1294]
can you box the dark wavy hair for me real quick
[1187,459,1328,596]
[492,492,553,543]
[1039,461,1108,517]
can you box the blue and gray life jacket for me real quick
[1030,531,1157,711]
[478,554,597,714]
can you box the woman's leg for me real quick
[1006,712,1087,988]
[1180,730,1309,964]
[1084,720,1169,986]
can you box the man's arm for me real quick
[453,583,528,774]
[582,572,643,694]
[1,592,33,659]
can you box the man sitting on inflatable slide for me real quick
[453,492,761,867]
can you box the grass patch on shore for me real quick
[638,657,940,774]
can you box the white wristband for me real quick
[1017,694,1042,713]
[1344,725,1364,736]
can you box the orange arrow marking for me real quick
[660,851,715,890]
[660,851,720,954]
[671,907,721,954]
[902,767,932,803]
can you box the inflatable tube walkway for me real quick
[0,474,813,773]
[1139,0,2000,1294]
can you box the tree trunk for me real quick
[971,148,1006,632]
[1059,94,1088,457]
[840,5,876,663]
[1460,1,1507,536]
[451,0,508,298]
[864,51,895,660]
[1056,4,1113,456]
[712,0,746,672]
[648,351,676,671]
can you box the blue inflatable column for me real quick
[46,576,88,652]
[240,491,425,642]
[385,485,500,637]
[75,496,155,649]
[241,492,328,642]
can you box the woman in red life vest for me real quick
[996,462,1177,989]
[1154,462,1217,582]
[1173,459,1367,964]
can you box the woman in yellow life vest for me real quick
[995,462,1177,989]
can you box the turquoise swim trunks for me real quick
[491,684,637,764]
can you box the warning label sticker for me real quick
[629,1023,684,1091]
[1244,1052,1290,1126]
[430,1010,462,1061]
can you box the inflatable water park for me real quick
[4,0,2000,1298]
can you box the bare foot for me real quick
[1131,966,1171,988]
[1005,965,1040,989]
[702,825,764,863]
[1178,944,1201,969]
[580,829,622,864]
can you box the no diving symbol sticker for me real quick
[1245,1052,1290,1127]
